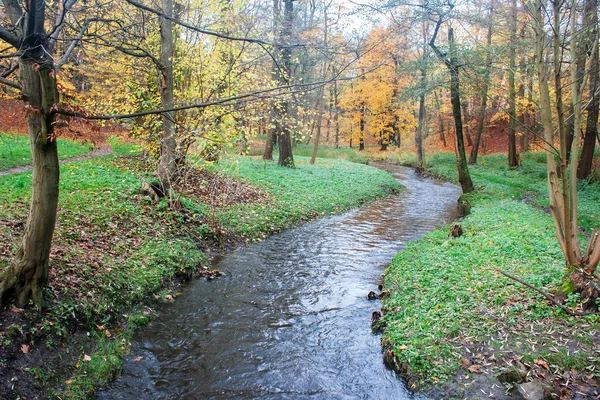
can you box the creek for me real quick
[97,164,461,399]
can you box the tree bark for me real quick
[277,0,295,167]
[507,0,519,167]
[264,0,280,161]
[431,24,474,194]
[0,0,60,310]
[157,0,177,185]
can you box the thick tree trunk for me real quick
[157,0,177,185]
[0,0,61,310]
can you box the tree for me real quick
[276,0,296,167]
[532,0,600,307]
[264,0,281,161]
[577,0,599,179]
[429,15,474,194]
[0,0,65,308]
[507,0,519,167]
[157,0,177,185]
[469,2,494,165]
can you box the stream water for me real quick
[97,164,462,399]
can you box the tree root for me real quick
[498,269,597,317]
[0,258,46,312]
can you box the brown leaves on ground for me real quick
[173,166,269,209]
[0,99,127,147]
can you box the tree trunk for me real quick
[463,101,473,147]
[359,106,366,151]
[578,0,599,179]
[263,0,280,161]
[0,0,60,309]
[508,0,519,167]
[470,4,494,165]
[277,0,295,167]
[310,89,325,164]
[446,28,474,193]
[416,21,427,167]
[157,0,177,185]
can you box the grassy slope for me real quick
[381,152,600,393]
[0,133,91,170]
[0,151,399,398]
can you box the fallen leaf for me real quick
[459,358,471,368]
[534,359,549,369]
[10,306,23,313]
[132,357,143,362]
[96,325,105,332]
[21,344,30,354]
[105,330,111,338]
[397,344,408,350]
[468,365,481,374]
[83,354,92,362]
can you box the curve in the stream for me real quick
[97,164,462,400]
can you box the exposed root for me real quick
[498,269,597,317]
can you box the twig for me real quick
[497,269,597,317]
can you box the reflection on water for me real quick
[97,164,461,399]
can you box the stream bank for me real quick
[0,155,399,399]
[380,152,600,399]
[96,164,461,399]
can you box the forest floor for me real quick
[375,151,600,399]
[0,135,400,399]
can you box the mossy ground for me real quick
[0,143,398,399]
[380,151,600,398]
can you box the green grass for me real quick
[0,151,399,398]
[215,156,399,239]
[381,151,600,390]
[0,132,92,170]
[290,143,371,164]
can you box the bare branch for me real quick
[0,26,21,48]
[124,0,304,49]
[498,269,596,317]
[0,76,21,90]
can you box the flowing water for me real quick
[97,164,461,400]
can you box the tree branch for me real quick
[48,0,78,49]
[0,26,21,48]
[56,17,91,70]
[498,269,596,317]
[0,76,21,90]
[124,0,304,49]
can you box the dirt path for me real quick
[0,146,112,177]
